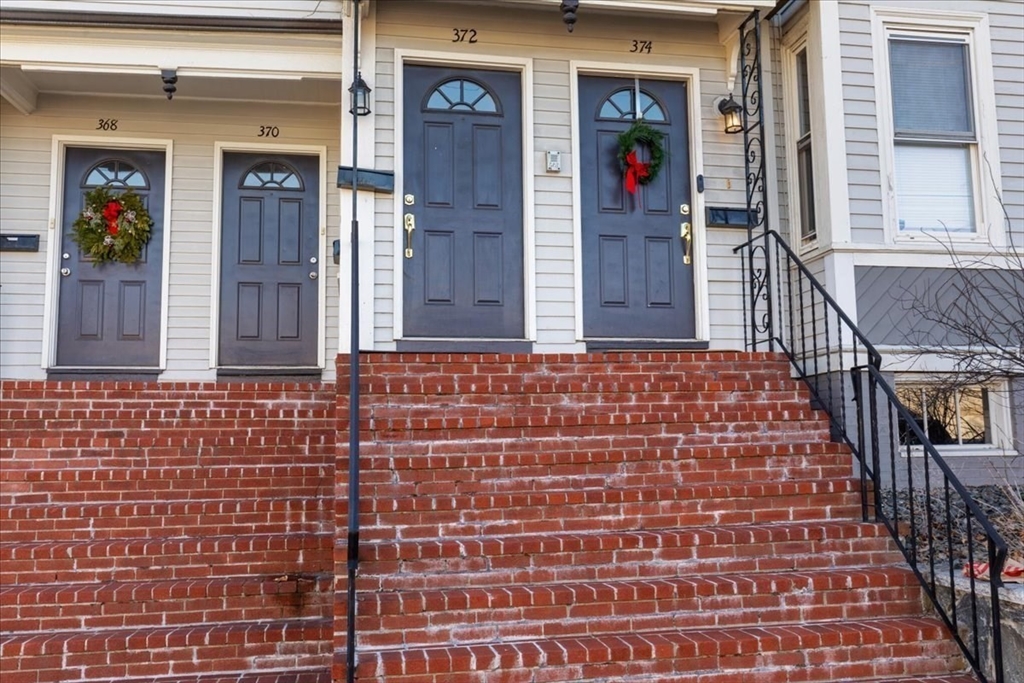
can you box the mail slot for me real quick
[0,234,40,252]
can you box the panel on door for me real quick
[219,153,320,367]
[55,148,165,368]
[579,76,695,339]
[403,65,524,339]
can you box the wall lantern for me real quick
[717,94,743,134]
[349,73,372,116]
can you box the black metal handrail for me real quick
[735,229,1008,683]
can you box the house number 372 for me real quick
[452,28,478,43]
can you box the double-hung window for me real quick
[783,25,817,248]
[889,38,976,233]
[873,9,1002,243]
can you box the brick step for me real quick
[75,672,332,683]
[69,672,332,683]
[1,497,330,542]
[358,479,864,540]
[351,617,962,682]
[1,462,329,499]
[0,619,331,683]
[0,574,332,632]
[0,532,332,584]
[349,351,797,395]
[353,522,904,590]
[358,416,831,444]
[354,567,927,650]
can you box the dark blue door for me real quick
[579,76,695,339]
[219,153,320,367]
[56,147,165,368]
[403,65,524,338]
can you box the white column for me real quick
[338,0,377,354]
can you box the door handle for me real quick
[403,213,415,259]
[681,222,692,265]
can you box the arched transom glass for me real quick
[598,88,667,122]
[240,162,304,190]
[426,78,499,113]
[84,160,149,189]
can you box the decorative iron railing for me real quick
[735,229,1008,683]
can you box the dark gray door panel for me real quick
[56,147,165,367]
[579,76,695,339]
[219,152,319,367]
[403,65,524,338]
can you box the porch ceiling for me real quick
[0,65,342,110]
[487,0,776,17]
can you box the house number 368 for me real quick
[96,119,118,131]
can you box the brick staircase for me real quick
[335,352,972,683]
[0,382,336,683]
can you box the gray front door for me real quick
[56,147,165,368]
[219,153,320,367]
[579,76,695,339]
[403,65,524,338]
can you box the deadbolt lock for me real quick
[404,194,415,206]
[680,204,690,216]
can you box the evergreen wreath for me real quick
[71,187,153,265]
[617,120,666,193]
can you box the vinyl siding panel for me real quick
[839,0,1024,245]
[0,0,343,20]
[373,0,747,348]
[0,96,341,379]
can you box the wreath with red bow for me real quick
[71,187,153,265]
[617,120,665,199]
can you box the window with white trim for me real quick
[896,378,1014,454]
[873,9,1003,244]
[782,27,817,248]
[889,37,976,233]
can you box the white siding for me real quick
[0,0,343,20]
[372,0,748,350]
[839,0,1024,245]
[0,95,341,379]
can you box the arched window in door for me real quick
[83,159,150,189]
[240,161,304,190]
[425,78,500,113]
[597,87,668,122]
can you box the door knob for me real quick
[404,213,416,259]
[60,267,71,277]
[309,272,318,280]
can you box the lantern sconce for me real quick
[349,72,372,116]
[717,94,743,134]
[560,0,579,33]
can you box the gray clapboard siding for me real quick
[0,0,342,20]
[373,0,747,348]
[839,0,1024,245]
[0,95,341,379]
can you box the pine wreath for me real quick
[617,120,666,194]
[71,187,153,265]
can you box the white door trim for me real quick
[569,61,710,343]
[42,135,174,371]
[210,141,329,369]
[392,48,536,343]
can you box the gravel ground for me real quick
[883,485,1024,569]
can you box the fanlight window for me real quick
[241,162,303,190]
[426,78,499,113]
[84,160,149,189]
[598,88,667,122]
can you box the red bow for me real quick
[103,200,122,235]
[623,150,650,202]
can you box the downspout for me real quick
[345,1,361,681]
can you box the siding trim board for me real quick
[41,134,174,372]
[390,49,537,343]
[209,141,330,371]
[569,60,710,343]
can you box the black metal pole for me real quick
[345,1,361,681]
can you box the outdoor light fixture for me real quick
[349,73,371,116]
[718,94,743,134]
